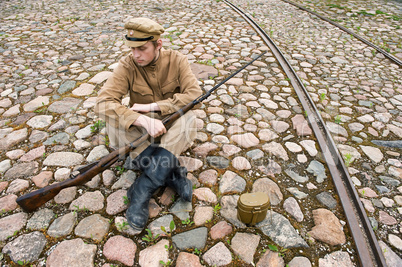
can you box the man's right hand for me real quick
[132,115,166,138]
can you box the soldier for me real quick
[95,17,202,230]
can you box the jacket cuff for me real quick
[123,111,141,131]
[156,99,175,116]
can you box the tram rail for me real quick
[223,0,388,266]
[280,0,402,67]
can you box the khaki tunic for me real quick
[95,49,202,156]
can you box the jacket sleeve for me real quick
[94,62,141,131]
[156,54,202,115]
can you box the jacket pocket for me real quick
[131,83,154,103]
[161,79,180,99]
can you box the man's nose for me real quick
[132,49,140,58]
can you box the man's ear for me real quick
[156,39,163,50]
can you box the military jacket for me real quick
[95,49,201,131]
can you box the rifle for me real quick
[16,52,266,212]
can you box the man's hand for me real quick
[131,103,161,113]
[132,115,166,138]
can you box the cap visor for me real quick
[125,40,148,48]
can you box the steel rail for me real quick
[223,0,388,266]
[280,0,402,67]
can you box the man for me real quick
[95,17,202,230]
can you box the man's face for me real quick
[131,41,160,67]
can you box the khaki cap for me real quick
[124,18,164,47]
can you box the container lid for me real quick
[239,192,269,206]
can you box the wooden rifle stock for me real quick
[16,52,266,212]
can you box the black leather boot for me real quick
[133,145,193,202]
[165,165,193,202]
[126,145,176,230]
[125,172,157,230]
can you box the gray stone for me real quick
[43,152,84,167]
[43,132,70,145]
[380,176,400,186]
[246,149,264,160]
[307,160,327,183]
[287,187,308,199]
[207,156,229,169]
[74,214,110,241]
[372,140,402,148]
[86,145,109,162]
[26,208,55,230]
[112,170,136,190]
[48,212,77,238]
[29,130,49,143]
[47,97,82,114]
[2,231,47,263]
[26,115,53,128]
[149,215,176,237]
[172,227,208,250]
[219,170,246,194]
[170,199,192,220]
[75,125,93,139]
[316,192,337,209]
[256,211,308,248]
[375,185,390,194]
[220,94,235,105]
[4,162,39,180]
[285,169,308,183]
[283,197,304,222]
[58,80,76,94]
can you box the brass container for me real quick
[237,192,270,225]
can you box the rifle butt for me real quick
[17,149,124,213]
[16,182,68,213]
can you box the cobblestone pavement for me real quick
[0,0,401,266]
